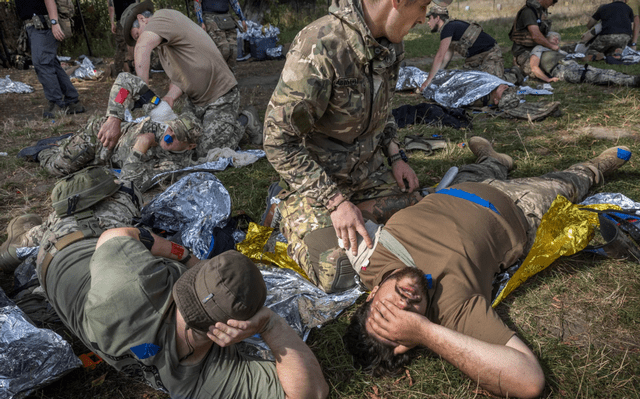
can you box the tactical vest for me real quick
[448,20,483,57]
[540,50,565,75]
[509,3,551,47]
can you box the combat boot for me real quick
[241,106,263,145]
[67,100,86,114]
[0,214,42,273]
[468,136,514,170]
[585,146,632,179]
[43,101,62,118]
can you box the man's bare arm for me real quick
[163,83,183,108]
[529,54,558,82]
[586,17,598,30]
[420,37,452,91]
[527,24,559,50]
[44,0,65,41]
[369,300,545,399]
[96,227,199,267]
[633,15,639,48]
[134,30,163,84]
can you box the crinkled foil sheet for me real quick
[492,194,622,307]
[141,172,231,259]
[0,287,81,399]
[0,75,34,94]
[396,66,513,108]
[239,265,364,360]
[69,57,98,80]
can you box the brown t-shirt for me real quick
[361,182,528,346]
[146,9,237,106]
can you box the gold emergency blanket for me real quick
[492,195,620,307]
[236,222,310,280]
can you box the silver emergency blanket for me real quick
[69,57,100,80]
[581,192,640,209]
[141,172,231,259]
[239,266,364,360]
[144,149,265,190]
[397,66,514,108]
[0,76,34,94]
[239,21,283,59]
[619,46,640,64]
[0,287,81,399]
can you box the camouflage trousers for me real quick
[183,86,245,159]
[203,13,238,71]
[463,44,505,79]
[513,51,533,78]
[587,34,631,56]
[278,168,420,291]
[552,60,638,87]
[38,118,111,177]
[451,157,597,253]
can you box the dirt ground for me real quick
[0,54,286,399]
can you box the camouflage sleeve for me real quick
[263,35,341,207]
[119,150,158,193]
[106,72,158,120]
[228,0,245,21]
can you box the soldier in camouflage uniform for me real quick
[509,0,558,77]
[38,72,202,192]
[530,32,640,87]
[264,0,431,293]
[420,5,505,91]
[585,0,634,57]
[110,2,261,160]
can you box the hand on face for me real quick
[207,307,273,347]
[366,299,426,353]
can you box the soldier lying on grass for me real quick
[342,137,632,398]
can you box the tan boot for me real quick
[468,136,514,170]
[587,146,632,177]
[0,214,42,273]
[241,106,263,146]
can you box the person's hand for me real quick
[111,21,116,34]
[330,199,372,255]
[132,133,157,154]
[552,44,560,51]
[51,24,65,41]
[201,23,206,30]
[207,307,274,347]
[241,20,247,32]
[549,77,560,83]
[97,116,123,149]
[419,80,429,92]
[392,160,419,193]
[367,299,426,350]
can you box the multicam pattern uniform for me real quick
[463,44,504,79]
[38,74,197,191]
[202,13,240,70]
[263,0,418,290]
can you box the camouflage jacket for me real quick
[263,0,404,207]
[35,189,141,268]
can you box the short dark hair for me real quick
[343,300,414,376]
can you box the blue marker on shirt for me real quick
[164,135,173,144]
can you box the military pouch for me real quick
[212,14,238,30]
[31,15,48,30]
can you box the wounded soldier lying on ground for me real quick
[398,66,560,121]
[531,32,640,86]
[341,137,632,398]
[25,73,203,192]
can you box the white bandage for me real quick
[147,100,177,123]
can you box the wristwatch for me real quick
[387,149,408,166]
[50,19,57,25]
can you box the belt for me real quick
[435,187,501,215]
[40,216,104,293]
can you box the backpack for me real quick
[51,166,122,217]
